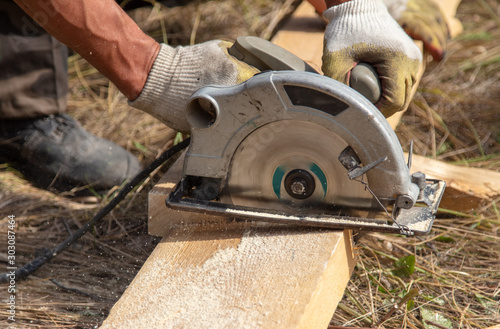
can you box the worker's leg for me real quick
[0,1,67,119]
[0,1,141,194]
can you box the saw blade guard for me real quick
[183,71,418,208]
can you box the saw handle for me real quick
[350,63,381,104]
[229,36,381,104]
[228,36,318,73]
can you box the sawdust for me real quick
[101,227,335,329]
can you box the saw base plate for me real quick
[166,177,446,236]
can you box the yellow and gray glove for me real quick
[322,0,422,117]
[383,0,449,61]
[130,41,259,132]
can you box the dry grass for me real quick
[332,0,500,327]
[0,0,499,328]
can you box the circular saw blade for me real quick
[223,120,373,214]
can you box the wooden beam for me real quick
[102,152,356,329]
[409,154,500,212]
[101,227,355,328]
[147,152,223,237]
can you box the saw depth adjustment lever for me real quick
[229,36,381,104]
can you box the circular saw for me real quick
[166,37,445,236]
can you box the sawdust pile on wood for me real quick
[0,0,499,328]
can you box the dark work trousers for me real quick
[0,0,68,119]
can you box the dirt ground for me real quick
[0,0,499,328]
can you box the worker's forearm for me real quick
[307,0,352,15]
[14,0,160,100]
[325,0,352,8]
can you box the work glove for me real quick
[383,0,449,61]
[130,40,259,132]
[322,0,422,117]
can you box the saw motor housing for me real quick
[185,71,417,207]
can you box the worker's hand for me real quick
[322,0,422,117]
[130,40,259,132]
[383,0,449,61]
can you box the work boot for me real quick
[0,114,141,194]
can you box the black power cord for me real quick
[0,138,190,284]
